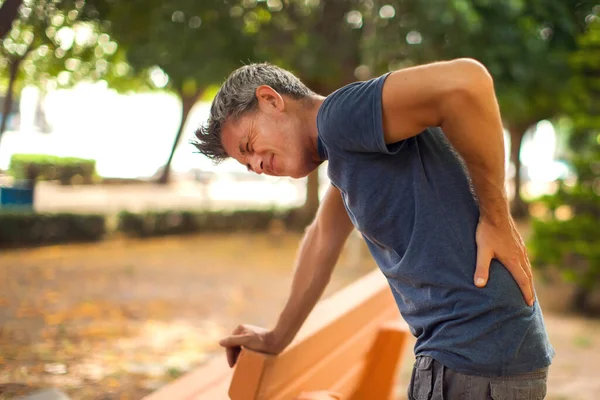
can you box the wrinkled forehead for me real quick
[221,117,248,161]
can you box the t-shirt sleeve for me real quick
[317,72,405,155]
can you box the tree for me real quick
[243,0,591,218]
[247,0,365,218]
[528,18,600,314]
[485,0,589,217]
[0,0,22,39]
[0,0,118,141]
[367,0,591,217]
[90,0,255,184]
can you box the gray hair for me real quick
[192,63,314,163]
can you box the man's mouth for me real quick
[269,153,275,174]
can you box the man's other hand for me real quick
[219,324,281,367]
[473,215,535,306]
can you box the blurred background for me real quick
[0,0,598,399]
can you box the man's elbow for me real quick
[443,58,495,109]
[451,58,494,96]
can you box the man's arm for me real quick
[219,185,355,366]
[380,58,534,306]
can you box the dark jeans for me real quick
[408,356,548,400]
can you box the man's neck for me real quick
[303,95,326,163]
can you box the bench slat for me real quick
[349,321,410,400]
[146,269,410,400]
[256,276,401,397]
[229,269,408,400]
[227,348,270,399]
[266,312,400,400]
[327,359,364,396]
[293,270,392,339]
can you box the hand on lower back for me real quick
[473,215,535,306]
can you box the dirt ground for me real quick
[1,231,599,400]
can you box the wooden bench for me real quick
[144,269,410,400]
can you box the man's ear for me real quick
[255,85,284,112]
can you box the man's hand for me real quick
[219,324,282,367]
[473,215,535,306]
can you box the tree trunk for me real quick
[157,91,200,184]
[299,80,336,221]
[0,57,20,142]
[0,0,23,40]
[572,286,591,315]
[509,124,530,219]
[303,169,320,220]
[34,88,51,133]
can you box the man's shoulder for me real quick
[319,73,390,122]
[317,73,392,155]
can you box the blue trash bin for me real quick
[0,184,35,209]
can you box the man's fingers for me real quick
[521,253,536,305]
[221,332,251,367]
[232,324,247,335]
[474,249,492,287]
[522,253,534,279]
[226,345,242,368]
[507,260,535,307]
[219,334,247,348]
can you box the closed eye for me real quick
[245,141,252,171]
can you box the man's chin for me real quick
[290,169,315,179]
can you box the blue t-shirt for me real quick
[316,73,554,377]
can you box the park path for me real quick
[0,232,373,399]
[0,231,599,399]
[29,179,309,214]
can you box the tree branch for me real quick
[0,0,23,40]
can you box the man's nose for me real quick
[250,154,264,174]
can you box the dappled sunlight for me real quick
[0,232,375,397]
[0,0,598,398]
[1,229,598,398]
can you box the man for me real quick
[193,59,554,399]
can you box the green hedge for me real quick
[117,208,312,238]
[0,211,106,247]
[528,183,600,312]
[9,154,98,185]
[0,208,312,247]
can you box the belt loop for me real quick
[435,361,445,400]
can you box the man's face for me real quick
[221,86,315,179]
